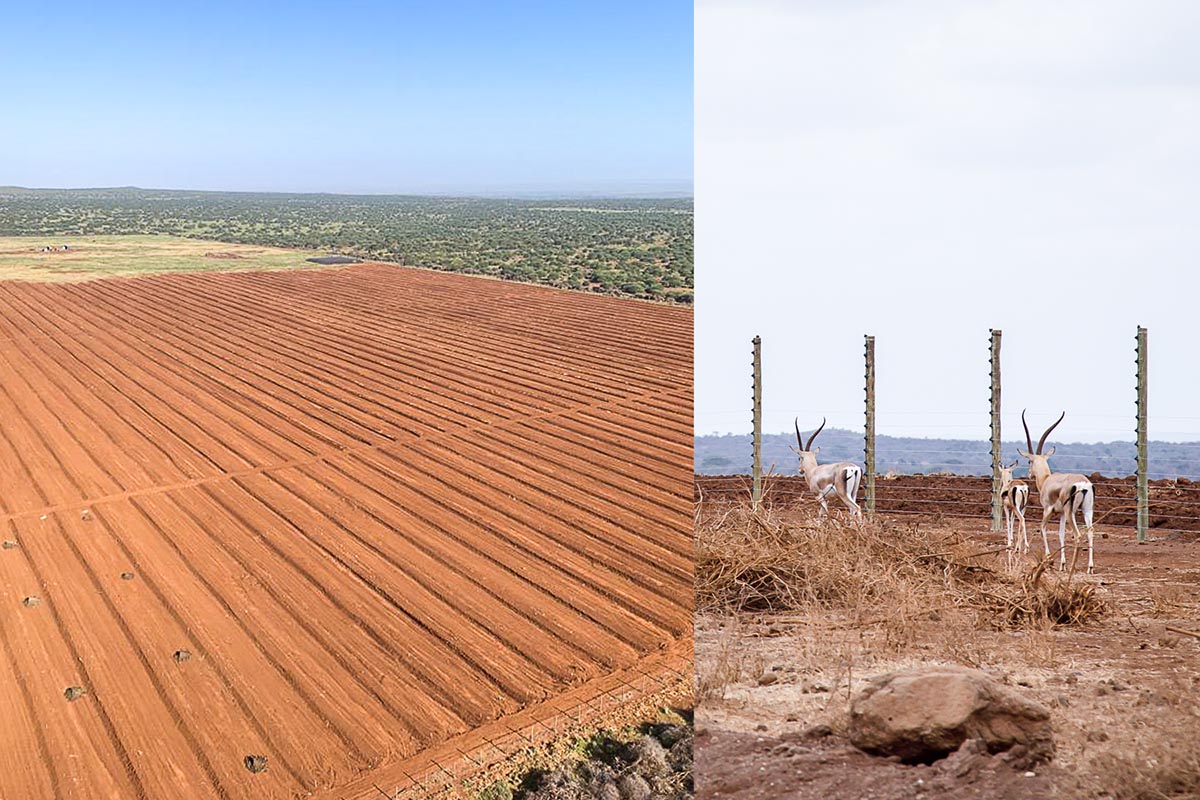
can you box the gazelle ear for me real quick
[789,446,801,455]
[1017,450,1032,459]
[1044,446,1055,457]
[812,446,820,455]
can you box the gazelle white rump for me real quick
[998,459,1029,568]
[791,418,863,522]
[1019,410,1097,573]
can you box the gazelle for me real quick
[791,418,863,522]
[1019,410,1097,573]
[998,459,1029,567]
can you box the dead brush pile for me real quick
[695,500,1105,629]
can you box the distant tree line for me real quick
[0,188,693,303]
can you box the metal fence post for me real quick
[751,335,763,512]
[864,335,876,518]
[990,329,1003,532]
[1136,326,1148,543]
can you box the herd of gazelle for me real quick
[793,409,1098,573]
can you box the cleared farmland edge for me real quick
[307,637,694,800]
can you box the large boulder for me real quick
[847,665,1055,764]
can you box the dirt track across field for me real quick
[0,263,693,799]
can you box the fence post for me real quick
[990,329,1003,532]
[864,335,876,518]
[751,335,763,512]
[1136,326,1148,543]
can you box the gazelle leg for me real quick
[1084,494,1096,574]
[1019,510,1029,554]
[1058,511,1068,571]
[1041,508,1052,558]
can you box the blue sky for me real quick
[1,1,692,194]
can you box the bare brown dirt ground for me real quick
[694,485,1200,800]
[0,264,692,800]
[696,474,1200,535]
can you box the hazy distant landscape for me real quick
[0,186,693,302]
[696,428,1200,480]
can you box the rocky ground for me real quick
[503,715,694,800]
[695,510,1200,800]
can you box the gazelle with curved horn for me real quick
[998,459,1029,566]
[791,418,863,522]
[1019,410,1097,573]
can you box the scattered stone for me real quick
[21,596,40,608]
[847,665,1055,764]
[120,572,135,581]
[1,540,18,550]
[64,686,86,701]
[244,755,268,774]
[804,723,834,740]
[173,649,192,664]
[80,509,91,521]
[755,723,768,732]
[1086,729,1110,742]
[758,672,780,686]
[786,713,799,722]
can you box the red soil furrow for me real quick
[0,405,50,514]
[267,265,691,387]
[343,447,684,643]
[466,422,694,540]
[278,265,693,353]
[496,416,693,517]
[368,440,689,629]
[414,434,691,588]
[0,283,222,483]
[0,264,691,799]
[189,480,503,727]
[13,517,221,798]
[243,469,591,691]
[576,406,692,458]
[0,340,172,491]
[51,284,350,459]
[0,365,93,508]
[46,511,313,797]
[110,275,552,428]
[0,348,124,500]
[227,268,681,401]
[77,280,420,447]
[0,284,272,475]
[128,492,430,759]
[214,474,566,700]
[535,405,693,488]
[310,452,657,658]
[0,633,58,799]
[0,533,134,799]
[154,273,614,422]
[92,500,398,774]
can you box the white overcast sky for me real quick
[696,0,1200,445]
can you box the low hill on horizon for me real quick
[696,429,1200,481]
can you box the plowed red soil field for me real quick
[0,263,693,800]
[696,474,1200,537]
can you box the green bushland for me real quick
[0,188,693,301]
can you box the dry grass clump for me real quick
[695,500,1105,630]
[1070,717,1200,800]
[980,558,1107,628]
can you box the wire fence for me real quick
[694,468,1200,537]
